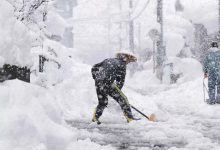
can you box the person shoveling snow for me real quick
[91,51,138,124]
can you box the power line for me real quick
[131,0,151,20]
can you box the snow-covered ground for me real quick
[1,0,220,150]
[1,56,220,150]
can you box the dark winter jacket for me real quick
[91,58,126,89]
[203,47,220,74]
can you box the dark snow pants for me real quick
[94,81,132,119]
[208,71,220,104]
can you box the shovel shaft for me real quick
[114,84,151,120]
[130,105,150,120]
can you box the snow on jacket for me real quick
[91,58,126,89]
[203,47,220,73]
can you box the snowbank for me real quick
[0,79,115,150]
[45,11,67,37]
[128,57,203,90]
[168,57,203,83]
[0,0,34,67]
[0,80,74,150]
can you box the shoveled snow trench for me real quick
[67,114,220,150]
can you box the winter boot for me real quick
[216,95,220,104]
[216,99,220,104]
[206,99,216,105]
[124,112,135,123]
[92,110,101,125]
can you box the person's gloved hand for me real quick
[204,73,208,78]
[92,71,96,79]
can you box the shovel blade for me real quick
[149,113,156,122]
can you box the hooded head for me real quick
[208,42,219,52]
[116,50,137,64]
[211,41,218,48]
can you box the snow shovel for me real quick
[114,84,156,122]
[203,78,209,103]
[130,105,156,122]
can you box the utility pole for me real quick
[119,0,122,50]
[107,0,112,56]
[219,0,220,35]
[157,0,165,81]
[129,0,135,53]
[160,1,164,54]
[138,22,141,51]
[148,29,160,74]
[153,40,156,73]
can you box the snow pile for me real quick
[0,79,115,150]
[146,78,220,150]
[168,57,203,83]
[0,29,114,149]
[0,80,74,150]
[128,57,203,91]
[31,39,77,86]
[0,0,34,67]
[0,0,68,68]
[45,11,66,38]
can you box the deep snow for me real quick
[1,0,220,150]
[2,57,220,150]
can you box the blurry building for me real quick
[55,0,78,48]
[193,23,208,62]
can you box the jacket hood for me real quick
[116,50,137,63]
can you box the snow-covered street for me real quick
[2,58,220,150]
[67,117,220,150]
[67,78,220,150]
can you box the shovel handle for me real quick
[130,105,150,120]
[114,84,151,120]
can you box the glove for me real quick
[92,71,96,79]
[204,73,208,78]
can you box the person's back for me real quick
[203,47,220,73]
[215,50,220,71]
[92,58,126,88]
